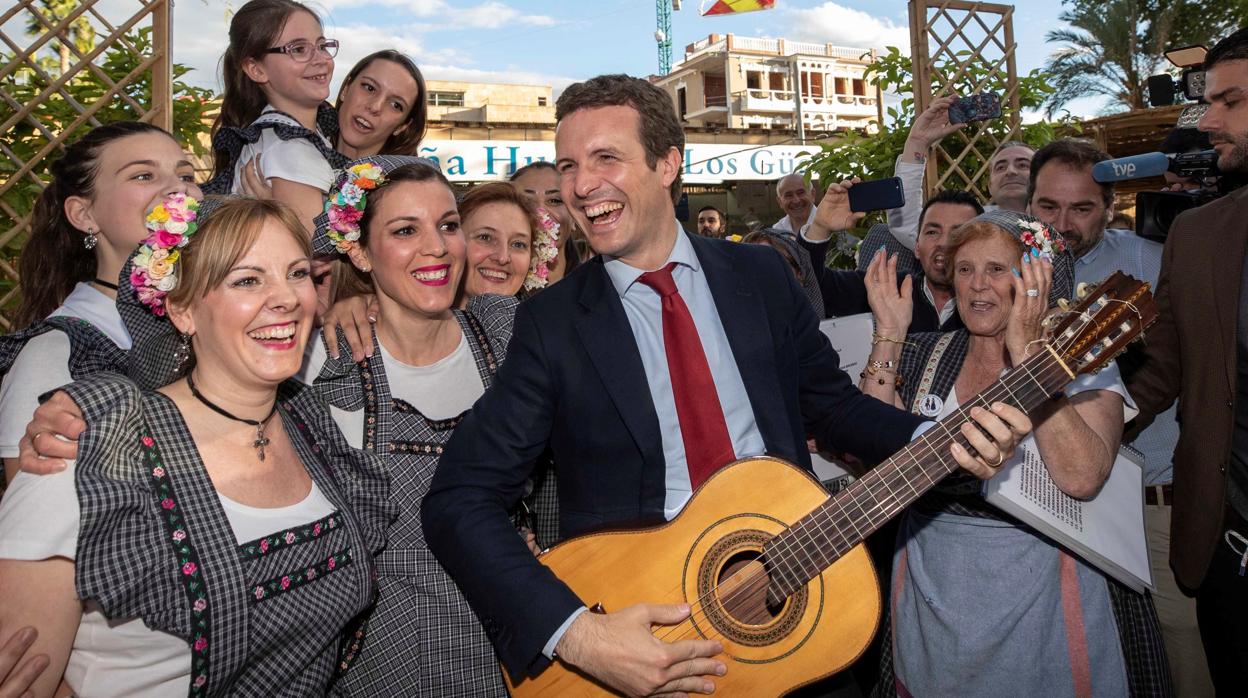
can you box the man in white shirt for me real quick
[773,173,817,232]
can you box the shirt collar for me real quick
[603,220,699,297]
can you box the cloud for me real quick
[317,0,558,29]
[165,1,559,95]
[776,2,911,55]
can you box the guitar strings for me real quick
[650,355,1070,646]
[650,298,1132,648]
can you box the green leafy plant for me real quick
[799,47,1075,269]
[0,27,215,323]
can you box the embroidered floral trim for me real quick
[141,428,213,696]
[250,548,353,604]
[238,511,342,561]
[390,440,447,456]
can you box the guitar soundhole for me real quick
[717,551,781,625]
[693,529,808,647]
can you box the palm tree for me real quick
[1043,0,1182,116]
[25,0,96,77]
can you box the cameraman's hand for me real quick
[554,604,725,697]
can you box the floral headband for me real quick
[131,193,200,315]
[524,208,561,291]
[1017,219,1066,259]
[324,162,386,254]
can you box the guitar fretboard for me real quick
[763,347,1073,605]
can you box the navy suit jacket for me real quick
[422,232,925,679]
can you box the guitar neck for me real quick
[765,346,1075,604]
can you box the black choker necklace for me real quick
[93,278,119,291]
[186,372,278,461]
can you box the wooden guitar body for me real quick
[505,457,880,697]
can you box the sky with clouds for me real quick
[163,0,1109,119]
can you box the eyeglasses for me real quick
[263,39,339,63]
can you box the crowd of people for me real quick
[0,0,1245,695]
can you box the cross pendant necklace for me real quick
[187,372,278,462]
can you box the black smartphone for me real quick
[847,177,905,212]
[948,93,1003,124]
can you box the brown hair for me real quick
[210,0,319,181]
[167,197,311,307]
[16,121,172,329]
[458,181,540,245]
[555,74,684,203]
[945,221,1025,266]
[335,50,428,156]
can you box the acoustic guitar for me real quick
[505,272,1156,697]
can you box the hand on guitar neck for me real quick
[554,603,726,697]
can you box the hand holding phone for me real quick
[847,177,906,213]
[947,93,1003,124]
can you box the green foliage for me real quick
[797,47,1073,269]
[0,27,215,318]
[1045,0,1248,115]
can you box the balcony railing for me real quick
[736,90,876,113]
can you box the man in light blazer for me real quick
[422,74,1030,697]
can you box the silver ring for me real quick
[1025,288,1040,297]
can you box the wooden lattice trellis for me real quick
[0,0,172,331]
[908,0,1020,201]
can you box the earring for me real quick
[83,229,98,250]
[173,333,192,369]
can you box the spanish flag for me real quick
[700,0,776,16]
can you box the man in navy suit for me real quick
[422,74,1031,696]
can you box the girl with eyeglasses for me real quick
[204,0,344,239]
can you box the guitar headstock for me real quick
[1047,271,1157,375]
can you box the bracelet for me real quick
[860,371,906,388]
[869,359,897,371]
[871,331,908,346]
[864,362,896,377]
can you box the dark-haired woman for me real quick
[303,157,512,696]
[1,122,198,483]
[335,50,427,158]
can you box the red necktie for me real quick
[636,262,736,489]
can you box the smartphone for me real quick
[847,177,905,213]
[948,93,1002,124]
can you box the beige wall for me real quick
[426,80,554,125]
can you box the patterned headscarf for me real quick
[966,209,1075,308]
[747,228,825,318]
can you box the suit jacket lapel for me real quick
[1212,192,1248,394]
[573,261,666,507]
[691,235,796,458]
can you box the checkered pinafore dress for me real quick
[61,374,395,696]
[322,297,516,697]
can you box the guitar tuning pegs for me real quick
[1076,282,1092,299]
[1057,298,1071,311]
